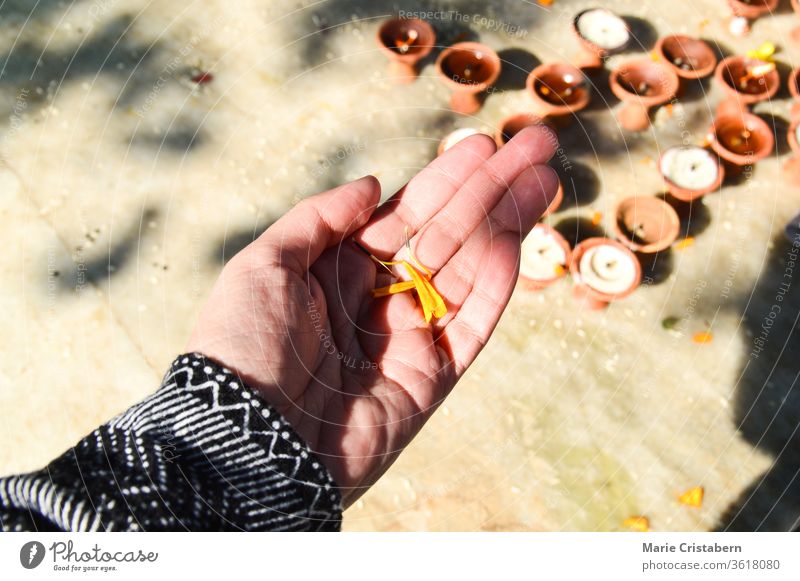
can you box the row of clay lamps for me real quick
[707,51,778,177]
[378,9,627,114]
[610,34,721,131]
[518,222,647,311]
[377,17,502,113]
[659,115,773,204]
[518,193,682,310]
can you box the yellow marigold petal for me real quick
[623,516,650,532]
[747,41,776,62]
[423,277,447,318]
[371,280,416,298]
[693,331,713,344]
[678,486,704,508]
[404,262,436,323]
[591,211,603,226]
[674,236,694,250]
[367,231,447,324]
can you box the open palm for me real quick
[187,126,558,506]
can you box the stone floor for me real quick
[2,0,800,531]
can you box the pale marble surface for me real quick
[1,0,798,531]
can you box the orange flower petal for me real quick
[623,516,650,532]
[693,331,713,344]
[591,211,603,226]
[403,261,447,323]
[367,231,447,324]
[674,236,694,250]
[678,486,704,508]
[371,280,416,298]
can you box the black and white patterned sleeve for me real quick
[0,353,342,531]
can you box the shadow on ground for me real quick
[716,233,800,531]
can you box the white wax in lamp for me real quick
[579,244,637,295]
[439,128,481,153]
[660,146,719,191]
[520,226,567,281]
[576,9,629,50]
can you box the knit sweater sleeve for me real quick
[0,353,342,531]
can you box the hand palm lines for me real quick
[187,126,559,504]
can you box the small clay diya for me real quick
[659,145,725,202]
[715,55,780,111]
[377,18,436,83]
[519,224,572,290]
[727,0,779,36]
[707,110,775,167]
[609,60,680,131]
[436,42,501,114]
[784,117,800,185]
[572,8,630,70]
[437,127,484,156]
[494,113,548,148]
[526,62,591,121]
[654,35,717,84]
[571,237,642,310]
[612,196,681,254]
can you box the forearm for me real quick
[0,353,342,531]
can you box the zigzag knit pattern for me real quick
[0,353,342,531]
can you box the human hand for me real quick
[186,126,559,506]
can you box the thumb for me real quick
[260,175,381,273]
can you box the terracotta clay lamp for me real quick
[727,0,779,36]
[612,195,681,255]
[659,145,725,202]
[519,224,572,290]
[526,62,591,124]
[609,60,680,131]
[437,127,485,156]
[570,238,642,310]
[654,35,717,93]
[436,42,501,114]
[784,117,800,186]
[715,55,780,114]
[572,7,630,70]
[707,110,775,170]
[376,18,436,83]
